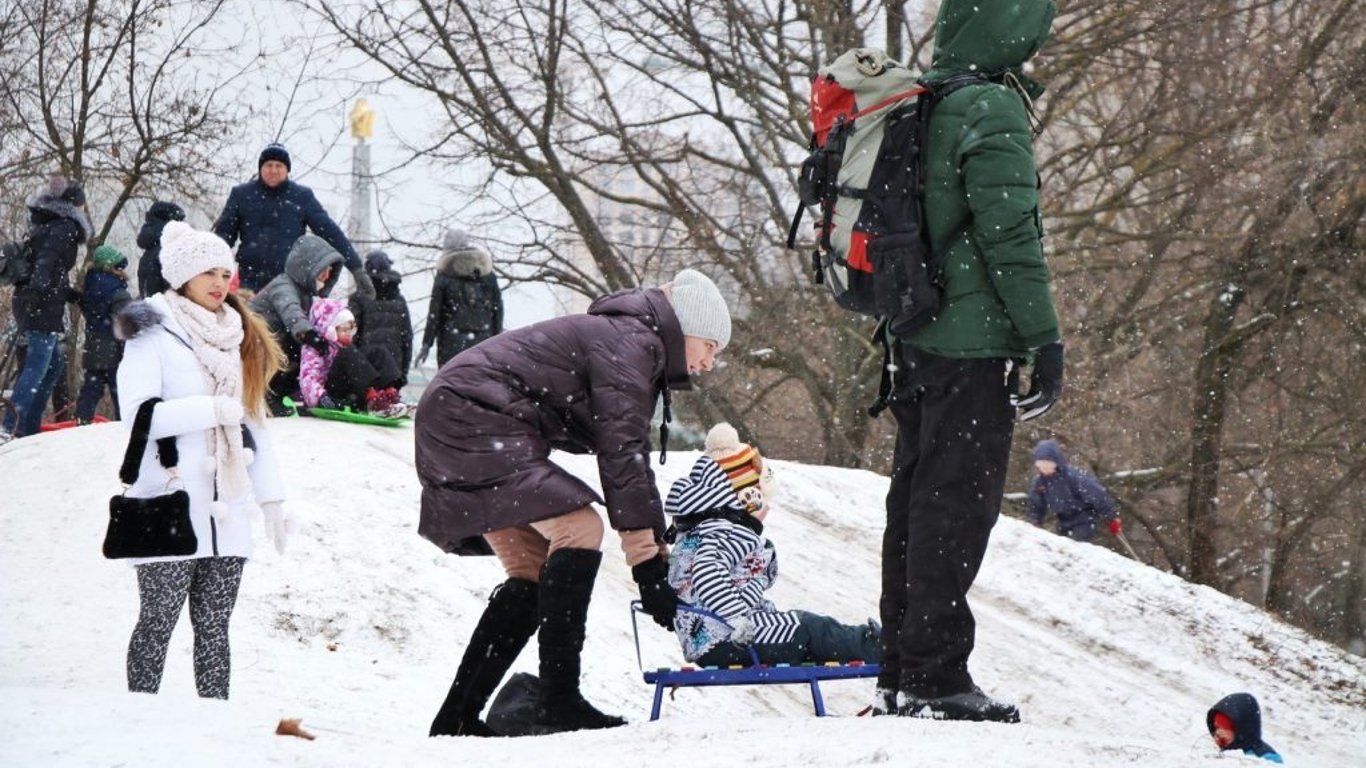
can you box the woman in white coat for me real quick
[114,220,289,699]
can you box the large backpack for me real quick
[0,236,34,286]
[788,48,983,335]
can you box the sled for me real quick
[307,406,407,427]
[630,602,880,720]
[280,396,408,427]
[39,415,111,432]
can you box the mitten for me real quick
[631,555,679,630]
[1109,518,1123,536]
[415,344,431,367]
[1011,341,1064,422]
[350,267,376,300]
[727,615,756,646]
[213,396,245,426]
[262,501,290,555]
[295,328,330,353]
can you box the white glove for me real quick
[727,616,756,646]
[262,501,291,555]
[214,396,245,426]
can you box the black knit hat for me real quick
[258,142,291,172]
[364,250,393,274]
[146,200,185,224]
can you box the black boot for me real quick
[429,578,539,737]
[898,685,1021,723]
[532,548,627,733]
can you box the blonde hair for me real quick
[225,292,285,418]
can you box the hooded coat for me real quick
[1026,439,1116,542]
[905,0,1061,358]
[349,260,412,382]
[212,177,361,293]
[249,234,343,341]
[422,245,503,366]
[1207,693,1283,763]
[79,261,132,371]
[135,201,185,298]
[12,186,91,334]
[113,295,285,564]
[414,288,688,555]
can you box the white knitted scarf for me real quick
[164,292,251,504]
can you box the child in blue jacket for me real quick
[75,244,132,423]
[1208,692,1284,763]
[1027,439,1121,543]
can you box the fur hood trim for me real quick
[114,298,167,341]
[27,191,94,243]
[438,247,493,278]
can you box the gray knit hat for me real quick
[669,269,731,351]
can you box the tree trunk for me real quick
[1185,284,1245,584]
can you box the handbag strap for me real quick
[118,398,180,485]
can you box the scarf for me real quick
[164,291,251,504]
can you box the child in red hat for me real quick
[1207,692,1283,763]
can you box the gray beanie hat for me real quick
[669,268,731,351]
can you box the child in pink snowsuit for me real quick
[299,298,405,414]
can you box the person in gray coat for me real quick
[417,269,731,737]
[248,234,343,414]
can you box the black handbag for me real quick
[103,398,198,559]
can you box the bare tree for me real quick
[312,0,1364,651]
[0,0,263,412]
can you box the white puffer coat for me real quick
[114,294,285,564]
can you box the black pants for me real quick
[879,344,1016,699]
[325,346,402,408]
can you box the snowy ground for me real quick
[1,419,1362,767]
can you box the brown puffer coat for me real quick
[414,287,691,555]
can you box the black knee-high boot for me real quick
[430,577,539,737]
[533,548,626,732]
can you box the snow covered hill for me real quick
[1,419,1362,767]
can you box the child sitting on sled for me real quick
[298,298,408,417]
[665,447,879,668]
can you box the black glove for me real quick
[316,394,338,410]
[64,286,83,304]
[1011,341,1064,421]
[295,328,330,353]
[632,556,679,630]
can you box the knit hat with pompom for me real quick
[159,220,237,290]
[704,422,776,514]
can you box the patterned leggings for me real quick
[127,557,245,699]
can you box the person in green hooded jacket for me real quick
[875,0,1063,723]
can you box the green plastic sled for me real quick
[281,397,407,427]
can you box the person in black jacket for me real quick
[135,200,186,298]
[3,176,90,439]
[75,243,133,423]
[212,143,373,299]
[350,250,412,388]
[417,229,503,368]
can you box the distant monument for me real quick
[348,99,376,243]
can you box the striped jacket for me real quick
[668,517,800,661]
